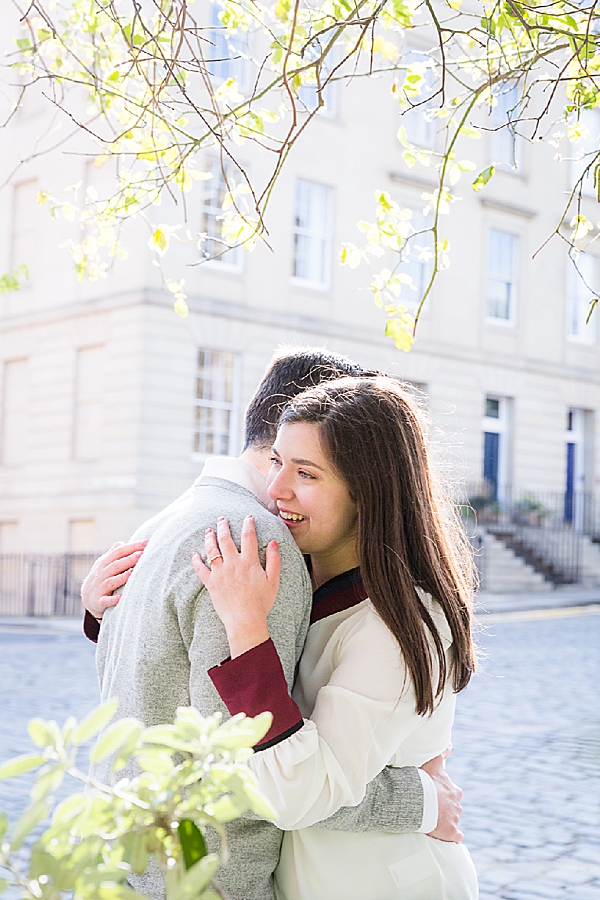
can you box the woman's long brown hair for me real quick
[280,376,476,716]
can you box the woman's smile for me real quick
[278,506,308,526]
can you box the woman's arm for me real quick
[209,609,427,831]
[192,518,433,832]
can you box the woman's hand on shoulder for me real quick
[81,540,148,621]
[191,515,280,658]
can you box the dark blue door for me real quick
[484,432,500,500]
[564,442,575,522]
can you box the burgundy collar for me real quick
[310,567,368,625]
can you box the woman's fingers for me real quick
[265,540,281,587]
[191,551,211,586]
[98,593,121,612]
[102,568,134,593]
[215,518,238,560]
[105,541,148,573]
[240,515,259,560]
[204,528,223,565]
[105,549,145,578]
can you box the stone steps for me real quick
[479,529,549,593]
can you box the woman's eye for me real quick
[298,469,315,480]
[270,456,281,466]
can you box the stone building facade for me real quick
[0,3,599,555]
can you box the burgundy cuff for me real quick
[83,610,100,643]
[208,638,303,750]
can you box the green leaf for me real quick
[472,164,495,192]
[127,833,150,875]
[10,800,49,850]
[0,878,7,895]
[0,811,7,840]
[135,751,174,774]
[62,716,78,747]
[213,712,272,750]
[28,718,61,749]
[52,792,86,824]
[239,779,277,821]
[75,699,119,745]
[178,819,208,870]
[0,753,46,779]
[31,764,66,802]
[172,854,220,900]
[90,718,141,763]
[143,725,191,752]
[112,723,143,772]
[208,793,249,823]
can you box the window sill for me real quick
[289,277,331,293]
[200,259,244,276]
[567,335,596,347]
[485,316,516,328]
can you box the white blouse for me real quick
[248,593,478,900]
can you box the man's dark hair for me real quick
[243,346,365,450]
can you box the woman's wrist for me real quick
[225,619,270,659]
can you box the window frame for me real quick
[399,47,437,151]
[488,84,523,172]
[485,228,519,327]
[206,2,250,92]
[290,178,334,291]
[567,253,597,345]
[192,349,242,459]
[200,158,244,274]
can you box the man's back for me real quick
[96,469,312,900]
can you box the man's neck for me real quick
[238,446,272,478]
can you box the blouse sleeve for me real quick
[208,605,428,831]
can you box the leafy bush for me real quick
[0,702,274,900]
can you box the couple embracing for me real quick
[82,347,479,900]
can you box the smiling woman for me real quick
[268,423,360,589]
[191,375,478,900]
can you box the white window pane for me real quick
[194,349,239,455]
[401,50,436,149]
[487,279,512,320]
[399,207,433,307]
[293,180,332,286]
[489,85,520,168]
[570,108,600,198]
[201,158,242,268]
[568,254,597,343]
[297,48,339,117]
[487,230,517,321]
[207,3,249,88]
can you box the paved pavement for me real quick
[448,605,600,900]
[0,607,599,899]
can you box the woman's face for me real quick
[267,421,359,570]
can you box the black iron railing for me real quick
[0,554,98,617]
[460,485,593,585]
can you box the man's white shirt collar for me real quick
[199,456,273,510]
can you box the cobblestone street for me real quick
[0,607,598,899]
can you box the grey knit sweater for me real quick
[95,469,424,900]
